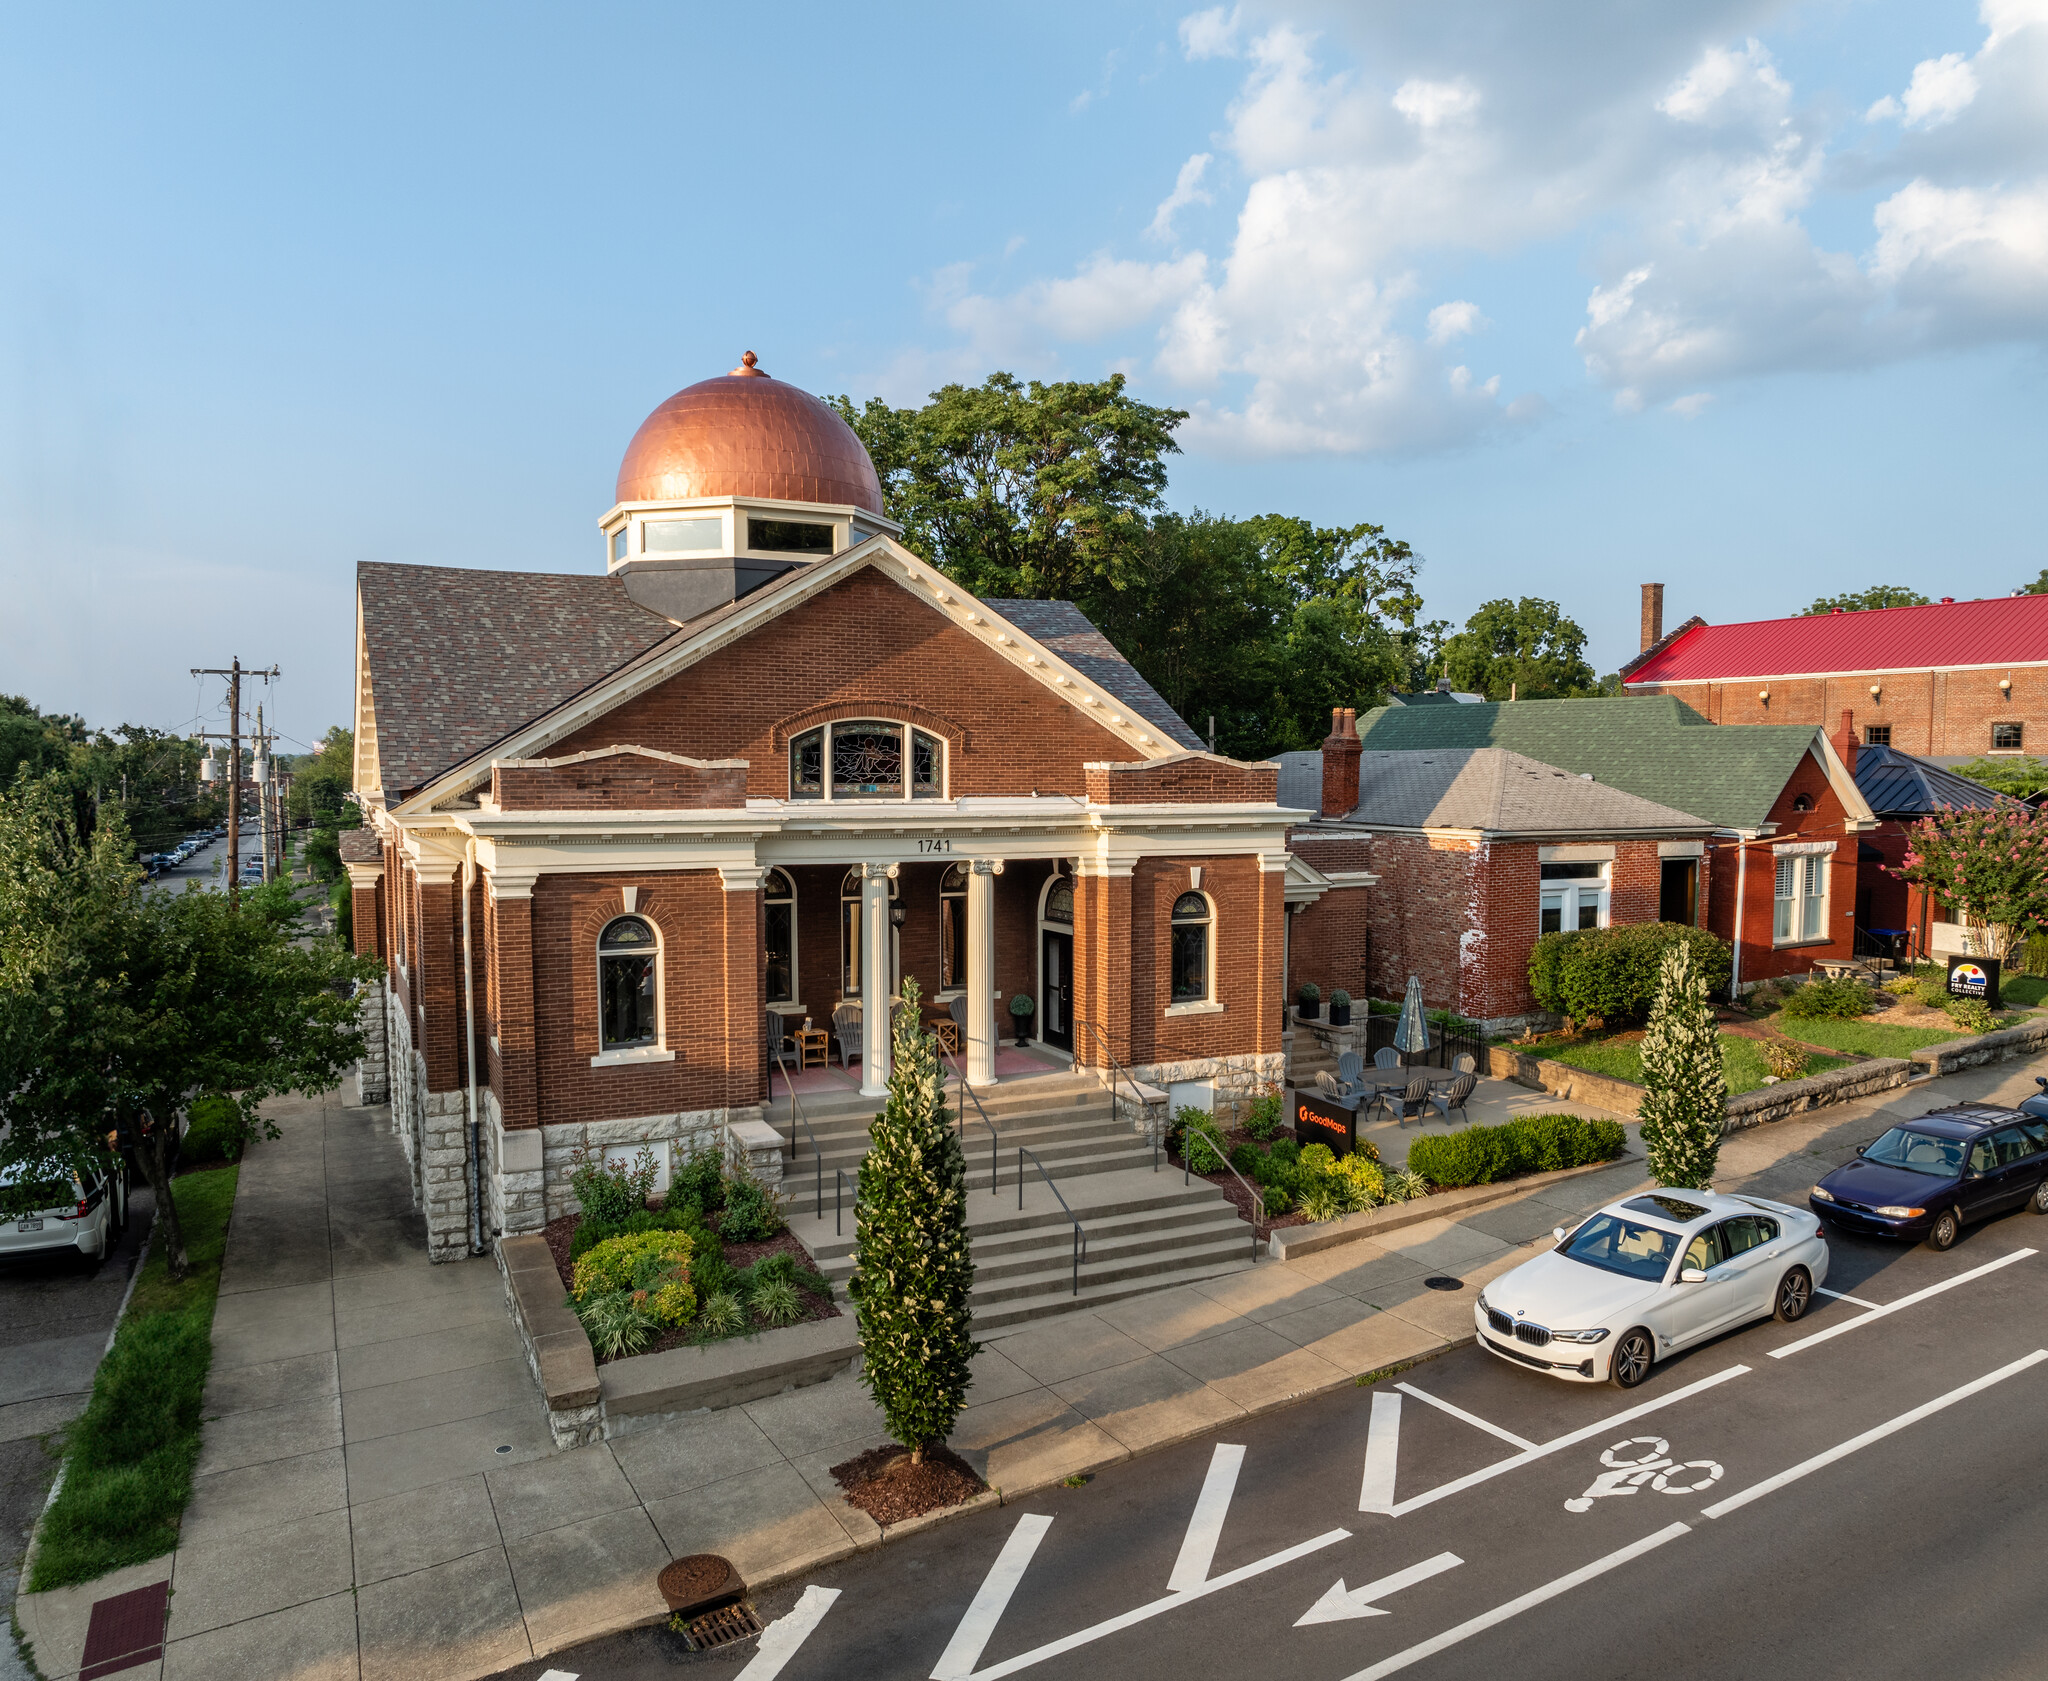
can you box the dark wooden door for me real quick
[1659,858,1698,925]
[1041,930,1073,1051]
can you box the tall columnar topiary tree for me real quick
[852,978,977,1464]
[1637,942,1725,1190]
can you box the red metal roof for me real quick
[1626,595,2048,685]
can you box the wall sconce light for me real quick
[1758,688,1770,704]
[1869,683,1881,699]
[888,905,908,928]
[2001,677,2012,693]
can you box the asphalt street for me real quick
[149,832,261,895]
[492,1192,2048,1681]
[0,1181,154,1681]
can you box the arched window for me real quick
[1170,892,1212,1004]
[789,720,946,801]
[764,869,796,1006]
[1042,878,1074,926]
[841,867,898,999]
[940,863,968,991]
[597,915,659,1050]
[1791,793,1813,813]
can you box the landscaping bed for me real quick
[1165,1094,1437,1235]
[30,1164,238,1592]
[830,1444,988,1526]
[1524,1026,1848,1096]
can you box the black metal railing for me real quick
[1016,1145,1086,1295]
[1328,1012,1486,1075]
[945,1041,1000,1197]
[1073,1016,1161,1170]
[1176,1132,1266,1260]
[835,1166,858,1238]
[769,1043,824,1218]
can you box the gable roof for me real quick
[1347,748,1713,837]
[357,563,679,799]
[1352,695,1852,831]
[982,600,1203,750]
[1625,594,2048,686]
[1852,744,2026,819]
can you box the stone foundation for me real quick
[485,1090,548,1237]
[354,977,390,1105]
[386,987,476,1261]
[539,1106,757,1222]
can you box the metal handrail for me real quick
[1015,1145,1086,1295]
[947,1042,999,1196]
[770,1042,824,1219]
[1073,1016,1161,1171]
[1175,1119,1266,1261]
[836,1166,859,1238]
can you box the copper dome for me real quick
[614,353,884,515]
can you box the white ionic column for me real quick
[966,858,1003,1087]
[859,862,896,1097]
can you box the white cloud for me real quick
[1426,300,1485,344]
[1658,39,1791,126]
[1179,6,1242,60]
[1669,392,1714,417]
[1147,153,1214,242]
[1872,51,1981,128]
[1393,78,1480,129]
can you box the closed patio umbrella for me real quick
[1394,974,1431,1061]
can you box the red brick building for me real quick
[1623,584,2048,765]
[344,356,1296,1256]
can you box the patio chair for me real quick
[1372,1046,1400,1070]
[1334,1050,1364,1096]
[1453,1053,1476,1075]
[766,1008,797,1060]
[1425,1071,1478,1125]
[1390,1070,1432,1126]
[831,1003,862,1070]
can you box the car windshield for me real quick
[1561,1213,1683,1282]
[1862,1127,1967,1178]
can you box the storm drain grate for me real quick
[1423,1275,1465,1291]
[679,1601,764,1651]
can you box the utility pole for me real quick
[190,659,279,904]
[256,703,271,885]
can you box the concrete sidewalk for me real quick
[19,1057,2045,1680]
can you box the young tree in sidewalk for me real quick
[0,774,378,1276]
[1898,806,2048,960]
[1637,942,1725,1190]
[851,978,977,1464]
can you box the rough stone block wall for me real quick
[484,1089,548,1237]
[539,1109,731,1223]
[355,977,390,1106]
[420,1087,473,1262]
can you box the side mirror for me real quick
[1680,1268,1709,1284]
[1855,1145,1867,1156]
[1552,1226,1568,1243]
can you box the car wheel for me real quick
[1774,1266,1812,1322]
[1609,1327,1655,1389]
[2029,1179,2048,1216]
[1926,1208,1960,1251]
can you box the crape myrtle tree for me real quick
[851,979,977,1463]
[1897,805,2048,960]
[0,774,379,1276]
[1637,943,1725,1190]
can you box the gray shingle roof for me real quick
[1353,696,1824,831]
[1348,748,1713,836]
[984,600,1205,750]
[358,563,677,798]
[1853,744,2025,818]
[1275,750,1323,813]
[337,828,382,864]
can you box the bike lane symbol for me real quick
[1564,1436,1724,1513]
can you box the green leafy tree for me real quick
[1637,943,1725,1190]
[1803,586,1930,615]
[2019,570,2048,596]
[852,979,977,1463]
[1441,598,1597,700]
[1948,756,2048,799]
[1898,805,2048,959]
[0,775,378,1275]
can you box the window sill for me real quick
[1165,1000,1225,1017]
[590,1046,675,1068]
[1771,937,1834,951]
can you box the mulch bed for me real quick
[829,1444,987,1526]
[1166,1123,1316,1241]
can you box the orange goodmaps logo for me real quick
[1296,1104,1343,1137]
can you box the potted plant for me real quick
[1297,982,1321,1021]
[1007,992,1035,1047]
[1327,989,1352,1027]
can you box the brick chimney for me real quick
[1640,583,1665,653]
[1837,708,1858,775]
[1321,707,1361,817]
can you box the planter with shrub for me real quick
[1008,992,1034,1047]
[1297,982,1321,1021]
[1327,989,1352,1027]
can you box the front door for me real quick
[1041,929,1073,1052]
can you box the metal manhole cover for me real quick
[658,1553,742,1616]
[679,1601,764,1652]
[1423,1275,1465,1291]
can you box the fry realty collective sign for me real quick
[1946,956,2002,1011]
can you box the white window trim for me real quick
[764,868,798,1009]
[1772,853,1830,947]
[1034,869,1077,1043]
[1169,889,1217,1007]
[1539,862,1610,934]
[939,863,967,996]
[791,718,949,803]
[593,913,666,1063]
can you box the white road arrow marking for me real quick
[1358,1391,1401,1514]
[932,1514,1054,1681]
[1168,1444,1244,1592]
[1295,1552,1463,1625]
[736,1585,841,1681]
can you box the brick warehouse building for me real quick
[1622,583,2048,766]
[1280,697,1879,1029]
[343,355,1305,1257]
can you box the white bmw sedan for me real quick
[1475,1190,1830,1388]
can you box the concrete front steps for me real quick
[773,1072,1256,1331]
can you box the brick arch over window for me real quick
[770,702,969,754]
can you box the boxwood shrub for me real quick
[1778,976,1874,1021]
[1527,922,1732,1023]
[1405,1114,1626,1189]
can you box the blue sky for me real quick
[3,1,2043,746]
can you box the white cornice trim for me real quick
[494,744,748,772]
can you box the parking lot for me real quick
[493,1195,2048,1681]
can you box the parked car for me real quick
[1477,1190,1829,1388]
[0,1153,128,1266]
[1810,1102,2048,1250]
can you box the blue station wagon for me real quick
[1810,1102,2048,1251]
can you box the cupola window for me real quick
[645,517,722,554]
[748,517,835,555]
[789,721,945,801]
[610,527,628,565]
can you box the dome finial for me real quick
[731,350,767,377]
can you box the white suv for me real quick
[0,1154,128,1266]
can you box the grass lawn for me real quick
[2000,973,2048,1009]
[29,1165,238,1592]
[1773,1016,1963,1058]
[1541,1031,1847,1096]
